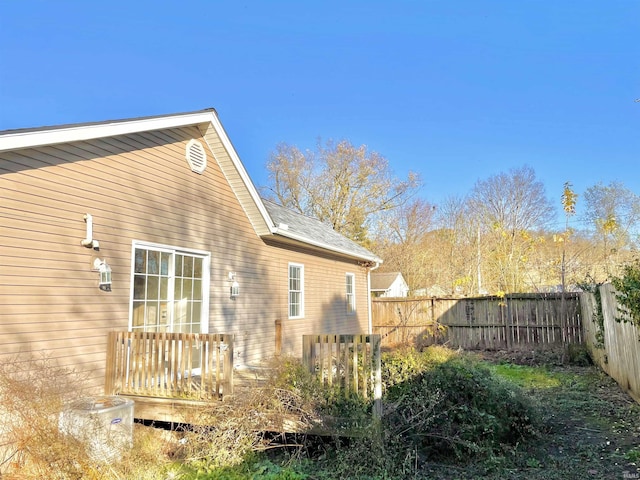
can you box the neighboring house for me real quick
[371,272,409,298]
[0,109,382,395]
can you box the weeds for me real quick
[0,353,177,479]
[2,347,637,479]
[0,353,93,478]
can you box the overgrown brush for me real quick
[328,346,541,478]
[0,353,176,479]
[0,348,543,479]
[389,354,539,457]
[0,353,94,478]
[176,357,322,476]
[178,355,376,476]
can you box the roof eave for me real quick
[270,227,382,264]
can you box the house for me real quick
[0,109,383,400]
[370,272,409,298]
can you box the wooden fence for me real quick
[302,334,382,417]
[105,331,234,400]
[582,284,640,403]
[373,294,583,350]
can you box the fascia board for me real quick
[202,114,276,233]
[0,111,217,152]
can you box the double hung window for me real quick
[346,273,356,314]
[288,263,304,318]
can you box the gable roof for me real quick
[370,272,405,291]
[0,109,382,264]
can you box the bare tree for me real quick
[372,198,436,290]
[433,195,480,295]
[264,139,420,244]
[468,166,555,234]
[385,198,436,245]
[467,166,556,292]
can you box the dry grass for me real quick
[0,353,327,479]
[0,353,180,479]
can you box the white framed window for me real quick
[346,272,356,315]
[129,241,210,333]
[288,263,304,319]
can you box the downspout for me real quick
[367,261,380,334]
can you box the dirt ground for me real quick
[445,349,640,480]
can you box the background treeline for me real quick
[263,139,640,295]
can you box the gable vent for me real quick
[185,139,207,174]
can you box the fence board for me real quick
[583,285,640,403]
[372,294,582,350]
[105,331,234,400]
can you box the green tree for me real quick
[264,139,420,244]
[583,181,640,279]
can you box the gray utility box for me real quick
[59,396,134,463]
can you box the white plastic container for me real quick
[59,396,134,462]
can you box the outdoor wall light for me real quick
[93,258,112,292]
[228,272,240,299]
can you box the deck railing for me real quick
[302,334,382,417]
[105,331,234,400]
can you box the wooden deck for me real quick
[105,332,382,432]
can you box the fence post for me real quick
[505,297,513,350]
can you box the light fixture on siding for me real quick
[93,258,112,292]
[228,272,240,299]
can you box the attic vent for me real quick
[185,139,207,174]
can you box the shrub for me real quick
[408,356,539,456]
[381,345,458,394]
[329,347,541,478]
[612,259,640,328]
[0,353,94,478]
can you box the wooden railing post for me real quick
[223,334,234,396]
[371,334,383,419]
[275,319,282,356]
[104,331,116,395]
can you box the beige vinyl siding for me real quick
[0,126,270,392]
[255,240,370,358]
[200,123,273,236]
[0,123,374,394]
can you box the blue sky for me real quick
[1,1,638,230]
